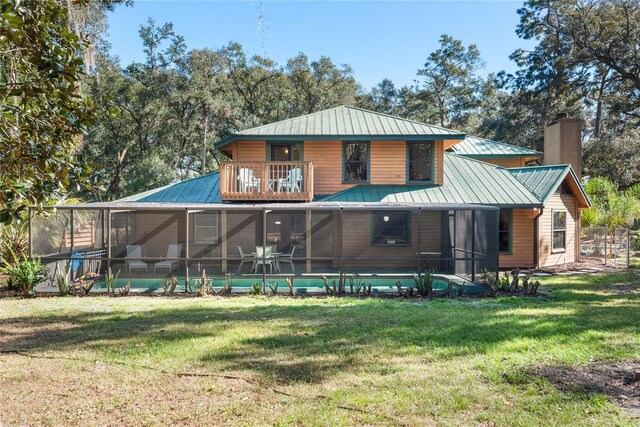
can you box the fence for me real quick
[580,226,632,267]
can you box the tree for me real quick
[286,53,357,115]
[416,35,485,129]
[507,0,640,157]
[357,78,401,115]
[0,0,95,223]
[583,129,640,188]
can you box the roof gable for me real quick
[450,136,541,158]
[508,165,590,208]
[215,106,466,148]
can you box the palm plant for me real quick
[584,177,640,256]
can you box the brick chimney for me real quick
[544,113,582,178]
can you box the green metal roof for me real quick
[323,153,542,207]
[117,173,221,203]
[215,105,466,148]
[450,136,541,158]
[508,165,590,206]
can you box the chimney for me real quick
[544,113,582,178]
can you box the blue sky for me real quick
[106,1,535,89]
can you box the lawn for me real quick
[1,271,639,426]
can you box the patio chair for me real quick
[153,243,183,273]
[237,246,255,273]
[126,245,148,273]
[278,245,297,273]
[237,168,261,192]
[277,167,302,192]
[252,246,275,273]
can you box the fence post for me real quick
[604,227,608,266]
[627,226,631,269]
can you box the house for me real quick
[30,106,590,288]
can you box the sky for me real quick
[106,0,536,89]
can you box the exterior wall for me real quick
[227,139,445,195]
[341,211,440,269]
[499,208,536,269]
[479,157,529,168]
[304,140,346,195]
[538,193,579,267]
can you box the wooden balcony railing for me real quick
[220,161,314,201]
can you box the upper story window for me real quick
[407,142,434,182]
[552,210,567,252]
[268,142,302,161]
[343,142,369,183]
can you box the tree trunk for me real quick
[201,109,209,175]
[593,69,609,138]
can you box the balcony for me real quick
[220,161,314,202]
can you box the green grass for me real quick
[1,270,639,425]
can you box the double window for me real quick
[372,211,411,246]
[552,210,567,251]
[407,142,434,182]
[499,209,512,253]
[343,142,369,183]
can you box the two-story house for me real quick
[30,106,590,289]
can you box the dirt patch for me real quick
[538,257,629,274]
[535,359,640,416]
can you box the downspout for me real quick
[533,207,544,269]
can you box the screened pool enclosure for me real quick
[30,203,499,292]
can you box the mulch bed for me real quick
[535,359,640,416]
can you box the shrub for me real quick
[413,268,435,298]
[104,268,120,294]
[55,261,71,296]
[1,256,49,296]
[163,276,179,294]
[480,268,497,297]
[285,278,295,296]
[247,283,262,295]
[267,281,279,295]
[220,273,233,295]
[0,222,28,267]
[118,281,131,296]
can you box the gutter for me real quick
[533,207,544,269]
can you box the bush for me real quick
[1,222,28,267]
[1,256,49,296]
[413,268,435,298]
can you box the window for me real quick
[193,211,219,244]
[343,142,369,183]
[407,142,434,182]
[268,142,302,161]
[552,210,567,251]
[499,209,512,253]
[372,211,411,246]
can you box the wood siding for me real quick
[302,140,346,195]
[227,139,446,195]
[341,211,440,269]
[480,157,529,168]
[499,208,536,269]
[370,141,406,184]
[538,193,578,267]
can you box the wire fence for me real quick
[580,226,633,267]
